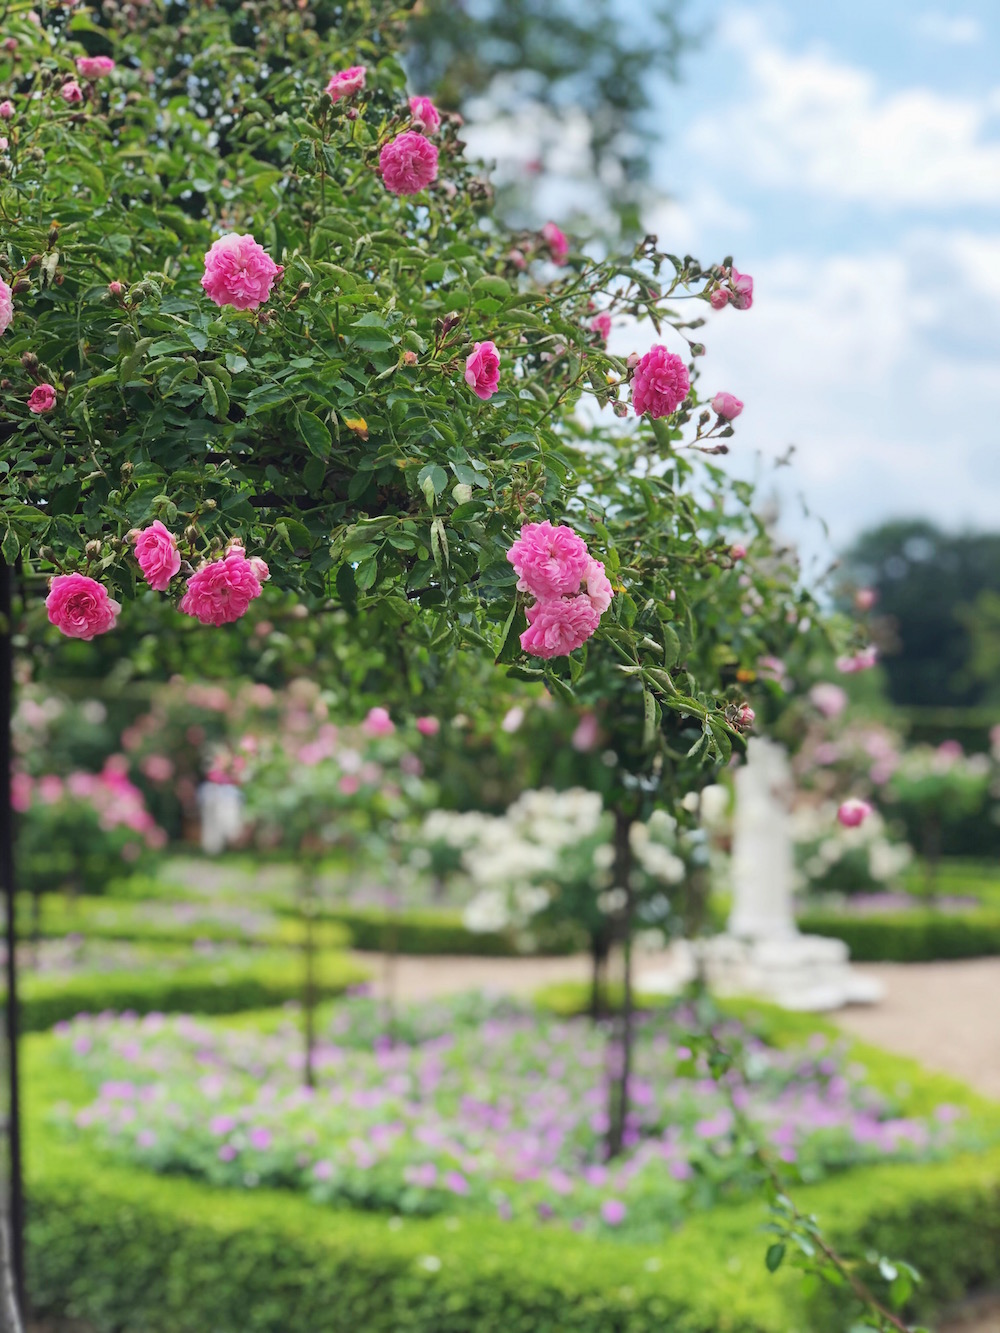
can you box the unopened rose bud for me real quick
[0,379,10,390]
[710,288,729,310]
[626,352,640,370]
[184,526,199,544]
[3,39,17,53]
[126,528,140,543]
[47,224,59,246]
[730,544,747,561]
[61,370,74,387]
[203,498,216,509]
[292,281,310,300]
[736,703,755,730]
[12,277,30,295]
[346,106,358,120]
[690,343,705,357]
[25,254,40,270]
[711,392,744,421]
[612,401,628,418]
[108,280,123,296]
[39,546,54,562]
[85,540,102,558]
[20,351,38,370]
[403,349,417,365]
[0,101,13,121]
[854,587,877,612]
[507,249,526,270]
[120,461,133,479]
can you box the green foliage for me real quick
[318,903,581,956]
[843,520,1000,709]
[9,947,366,1032]
[798,906,1000,963]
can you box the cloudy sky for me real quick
[643,1,1000,564]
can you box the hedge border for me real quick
[798,907,1000,962]
[22,1005,1000,1332]
[8,949,368,1032]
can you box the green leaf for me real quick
[495,601,527,665]
[642,688,658,748]
[297,410,332,458]
[302,456,326,493]
[472,275,511,300]
[661,622,682,669]
[335,562,357,612]
[202,376,230,421]
[765,1244,785,1273]
[418,463,448,504]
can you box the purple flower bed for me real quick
[50,996,962,1238]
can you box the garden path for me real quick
[358,952,1000,1099]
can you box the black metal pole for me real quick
[0,557,25,1320]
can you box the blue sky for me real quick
[641,2,1000,563]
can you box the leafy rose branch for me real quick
[693,1021,929,1333]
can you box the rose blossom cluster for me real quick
[179,542,269,626]
[409,95,441,133]
[507,521,613,659]
[710,266,753,311]
[0,277,13,335]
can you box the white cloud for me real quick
[914,12,984,45]
[678,230,1000,553]
[687,9,1000,208]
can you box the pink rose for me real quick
[248,556,270,585]
[378,130,438,196]
[409,95,441,133]
[76,56,115,78]
[464,340,500,400]
[730,544,747,560]
[758,655,788,686]
[201,233,281,311]
[363,706,395,737]
[809,682,848,719]
[178,549,264,626]
[520,595,600,659]
[133,520,181,592]
[709,288,729,310]
[27,383,57,414]
[837,798,871,829]
[836,645,878,674]
[0,278,13,336]
[731,267,753,310]
[855,588,877,612]
[582,557,613,616]
[541,221,569,265]
[325,65,366,102]
[571,712,600,752]
[631,345,689,418]
[60,79,83,104]
[711,391,743,420]
[416,716,440,736]
[0,101,13,120]
[507,520,591,599]
[46,573,121,640]
[589,312,612,342]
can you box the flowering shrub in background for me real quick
[52,998,959,1239]
[14,761,165,895]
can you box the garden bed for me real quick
[23,996,1000,1331]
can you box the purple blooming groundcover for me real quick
[50,994,967,1239]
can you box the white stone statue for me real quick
[729,738,798,940]
[639,738,883,1012]
[198,782,244,856]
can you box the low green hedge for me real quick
[318,904,581,957]
[798,906,1000,961]
[18,892,350,951]
[8,950,368,1032]
[21,1010,1000,1332]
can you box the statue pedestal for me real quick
[637,739,882,1012]
[696,932,883,1011]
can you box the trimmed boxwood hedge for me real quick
[9,949,368,1032]
[317,904,581,957]
[21,1008,1000,1332]
[798,906,1000,962]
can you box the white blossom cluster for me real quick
[792,802,912,891]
